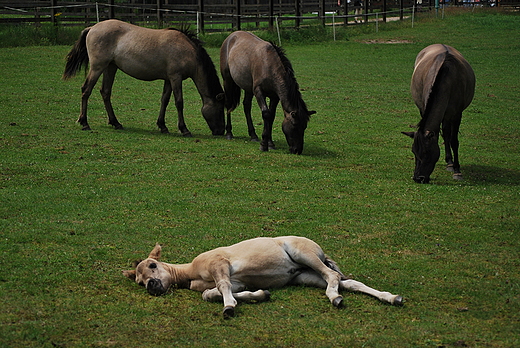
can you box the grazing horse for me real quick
[220,31,316,154]
[403,44,475,183]
[123,236,403,319]
[63,19,225,136]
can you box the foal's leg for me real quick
[242,91,259,141]
[169,77,191,137]
[209,261,238,318]
[449,115,463,180]
[339,279,403,305]
[203,288,271,303]
[100,64,123,130]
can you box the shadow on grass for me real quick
[465,164,520,186]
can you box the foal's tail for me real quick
[224,79,242,113]
[324,255,349,280]
[62,27,91,80]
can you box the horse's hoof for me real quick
[182,131,192,137]
[260,145,269,152]
[250,136,259,142]
[446,164,454,172]
[226,134,233,140]
[393,295,404,306]
[263,290,271,301]
[453,173,463,181]
[332,296,344,308]
[81,125,91,131]
[114,125,124,130]
[223,306,235,319]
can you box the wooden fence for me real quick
[0,0,515,32]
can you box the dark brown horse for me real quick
[403,44,475,183]
[220,31,315,154]
[63,19,225,136]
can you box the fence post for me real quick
[157,0,163,28]
[344,0,349,26]
[363,0,368,23]
[269,0,274,30]
[400,0,404,20]
[235,0,241,30]
[321,0,326,26]
[295,0,301,28]
[383,0,387,22]
[198,0,205,33]
[50,0,57,25]
[109,0,115,19]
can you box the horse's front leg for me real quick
[340,279,403,306]
[203,287,271,303]
[243,91,259,141]
[170,78,191,137]
[209,261,237,318]
[255,89,276,151]
[100,64,123,130]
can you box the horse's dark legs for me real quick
[242,92,259,141]
[255,90,277,152]
[443,119,462,180]
[170,78,191,137]
[100,64,123,130]
[157,80,172,134]
[78,69,103,130]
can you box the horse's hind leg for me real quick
[242,91,259,141]
[339,279,403,306]
[100,64,123,130]
[157,80,172,134]
[78,69,103,131]
[443,118,462,180]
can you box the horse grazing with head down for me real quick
[63,19,225,136]
[123,236,403,319]
[220,31,316,154]
[403,44,475,183]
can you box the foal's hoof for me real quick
[453,173,463,181]
[393,295,404,306]
[226,133,233,140]
[160,127,170,134]
[250,136,259,142]
[446,164,454,172]
[263,290,271,301]
[182,131,192,137]
[332,296,344,308]
[223,306,235,319]
[81,125,91,131]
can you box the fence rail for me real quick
[0,0,516,32]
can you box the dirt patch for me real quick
[362,39,414,44]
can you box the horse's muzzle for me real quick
[413,176,430,184]
[147,278,167,296]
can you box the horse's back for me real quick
[411,44,475,115]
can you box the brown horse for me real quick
[220,31,315,154]
[123,236,403,319]
[63,19,225,136]
[403,44,475,183]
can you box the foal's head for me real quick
[402,129,440,184]
[282,109,315,155]
[123,244,173,296]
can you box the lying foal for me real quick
[123,236,403,318]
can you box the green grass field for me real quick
[1,8,519,347]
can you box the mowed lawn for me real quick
[0,8,518,348]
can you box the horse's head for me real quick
[123,244,173,296]
[402,130,440,184]
[201,93,226,135]
[282,110,315,154]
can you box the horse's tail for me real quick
[224,79,241,113]
[63,27,91,80]
[324,255,349,280]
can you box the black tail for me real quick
[324,256,349,280]
[63,27,91,80]
[225,79,242,112]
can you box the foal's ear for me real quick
[122,270,137,281]
[148,243,162,260]
[401,131,415,139]
[309,110,316,116]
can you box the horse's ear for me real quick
[148,243,162,260]
[402,131,415,139]
[309,110,316,116]
[122,270,137,281]
[216,93,225,102]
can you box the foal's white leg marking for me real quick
[203,288,270,303]
[340,279,402,305]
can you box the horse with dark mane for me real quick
[403,44,475,183]
[63,19,225,136]
[220,31,315,154]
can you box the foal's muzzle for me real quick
[146,278,167,296]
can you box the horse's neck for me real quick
[165,263,193,289]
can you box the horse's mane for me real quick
[168,27,224,96]
[269,42,311,122]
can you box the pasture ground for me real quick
[1,8,519,348]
